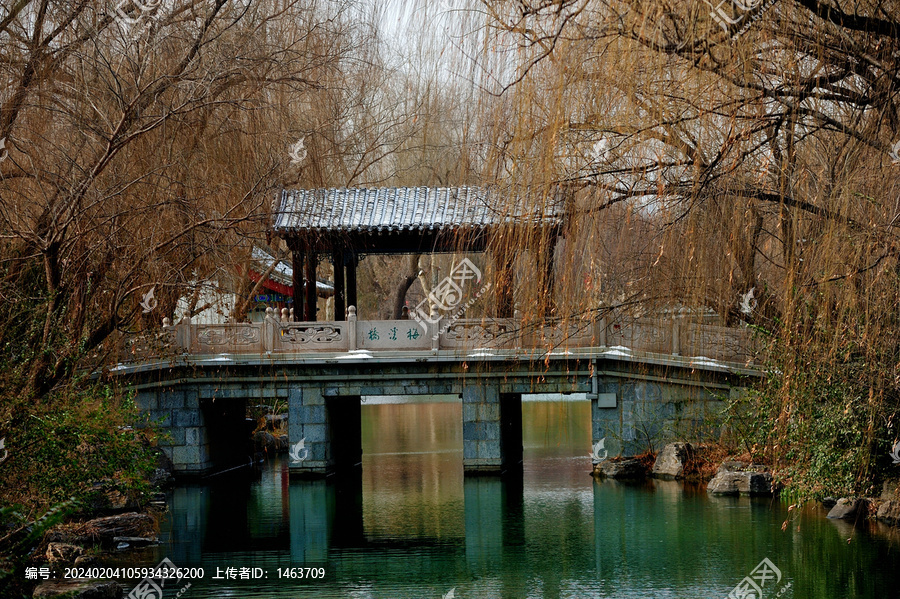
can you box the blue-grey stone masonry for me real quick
[123,354,749,476]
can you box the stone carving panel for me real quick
[684,325,747,361]
[196,324,261,347]
[605,321,633,349]
[280,325,343,345]
[631,319,671,353]
[121,328,179,361]
[535,321,593,347]
[442,321,512,347]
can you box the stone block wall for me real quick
[591,376,734,457]
[136,385,211,474]
[288,387,328,475]
[127,358,747,477]
[462,386,522,473]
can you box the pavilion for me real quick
[271,186,569,321]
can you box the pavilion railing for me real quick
[112,306,761,367]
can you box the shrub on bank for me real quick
[0,380,158,595]
[725,333,897,503]
[1,383,157,513]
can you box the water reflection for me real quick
[143,399,900,598]
[282,475,362,562]
[362,402,464,544]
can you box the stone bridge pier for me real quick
[134,382,287,474]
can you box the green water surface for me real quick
[120,400,900,598]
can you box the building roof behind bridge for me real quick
[272,186,566,235]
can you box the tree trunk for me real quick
[391,254,421,318]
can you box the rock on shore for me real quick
[45,542,83,565]
[594,458,648,480]
[651,443,693,479]
[706,461,774,496]
[32,578,122,598]
[876,500,900,525]
[46,513,155,547]
[826,498,863,520]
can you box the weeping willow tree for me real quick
[467,0,900,499]
[0,0,446,523]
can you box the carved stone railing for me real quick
[277,322,346,351]
[114,306,760,367]
[439,319,518,349]
[116,326,179,362]
[194,323,262,353]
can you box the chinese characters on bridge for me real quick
[367,326,421,341]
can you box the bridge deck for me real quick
[111,345,760,379]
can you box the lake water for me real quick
[120,400,900,598]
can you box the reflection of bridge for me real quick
[117,308,759,476]
[161,461,783,597]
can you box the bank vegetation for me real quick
[475,0,900,502]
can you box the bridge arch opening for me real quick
[290,388,527,478]
[358,392,524,476]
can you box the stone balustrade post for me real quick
[161,317,174,353]
[430,307,441,351]
[179,315,193,352]
[282,307,290,322]
[672,317,681,356]
[347,305,357,351]
[264,307,277,352]
[598,316,608,348]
